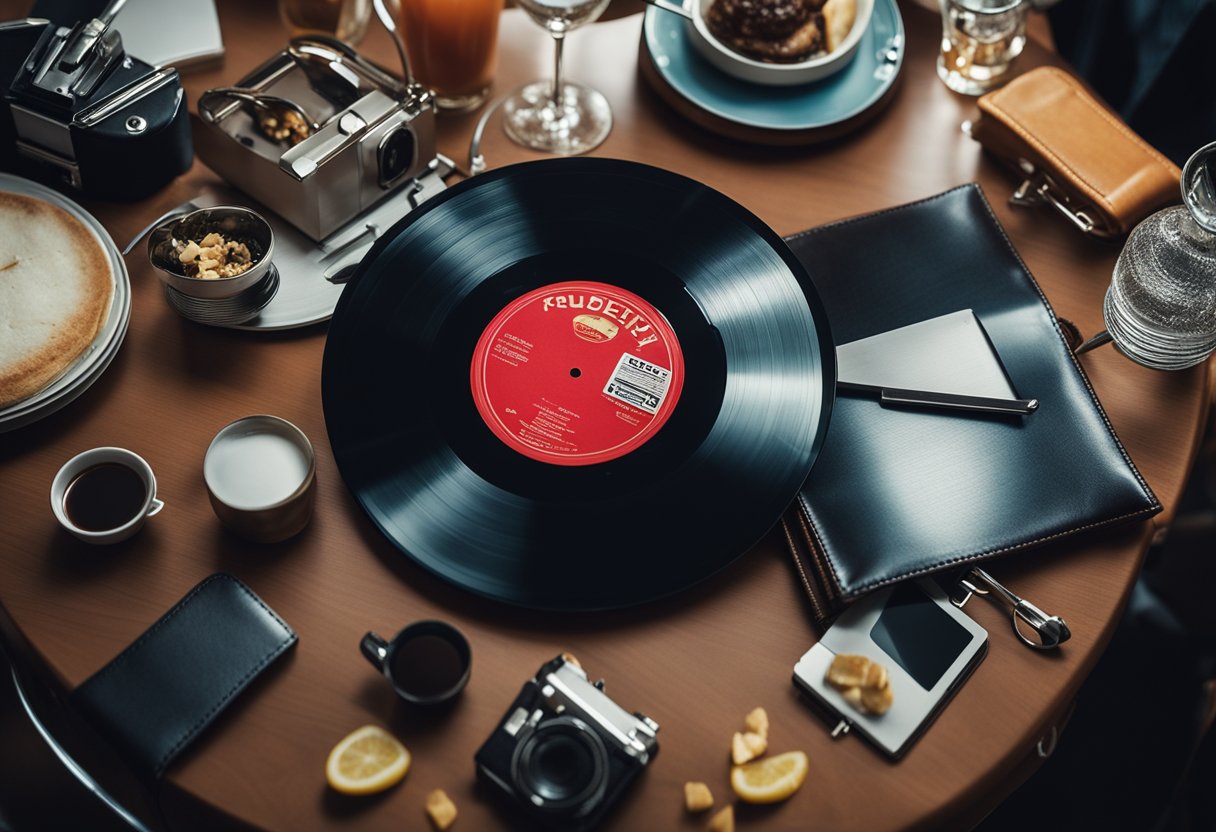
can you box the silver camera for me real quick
[194,36,437,241]
[475,655,660,831]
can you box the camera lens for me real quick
[377,126,416,187]
[512,717,609,814]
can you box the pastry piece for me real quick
[684,781,714,812]
[822,0,857,53]
[860,683,894,715]
[426,789,458,830]
[731,731,752,765]
[825,653,893,716]
[824,654,869,688]
[731,730,767,764]
[744,706,770,739]
[826,653,888,690]
[709,804,736,832]
[0,192,113,409]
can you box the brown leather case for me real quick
[969,66,1181,238]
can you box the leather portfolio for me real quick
[969,66,1181,238]
[73,573,297,777]
[781,184,1160,624]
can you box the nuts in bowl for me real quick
[147,206,274,300]
[686,0,875,86]
[177,232,254,281]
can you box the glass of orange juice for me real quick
[398,0,505,112]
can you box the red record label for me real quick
[470,281,685,465]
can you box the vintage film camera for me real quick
[0,2,192,200]
[475,655,660,831]
[194,35,438,242]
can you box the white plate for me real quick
[0,174,132,433]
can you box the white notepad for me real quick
[114,0,224,71]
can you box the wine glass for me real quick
[503,0,614,156]
[1076,141,1216,369]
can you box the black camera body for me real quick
[475,655,660,832]
[0,15,191,200]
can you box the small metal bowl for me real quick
[164,265,280,326]
[147,206,274,300]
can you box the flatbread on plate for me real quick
[0,191,114,409]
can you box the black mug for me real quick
[360,620,471,706]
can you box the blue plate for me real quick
[643,0,905,132]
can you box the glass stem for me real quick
[551,31,565,108]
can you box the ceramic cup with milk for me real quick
[204,415,316,543]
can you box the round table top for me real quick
[0,2,1209,831]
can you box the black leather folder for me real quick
[72,573,297,778]
[781,185,1160,623]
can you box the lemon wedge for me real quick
[730,750,808,804]
[325,725,411,795]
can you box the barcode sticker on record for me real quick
[603,353,672,415]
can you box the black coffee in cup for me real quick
[389,633,466,699]
[63,462,147,531]
[361,620,471,706]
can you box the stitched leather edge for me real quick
[78,574,228,690]
[971,182,1159,508]
[783,184,1162,600]
[154,577,297,775]
[978,67,1179,220]
[786,186,980,600]
[780,516,829,623]
[792,498,842,602]
[155,624,295,774]
[75,573,298,777]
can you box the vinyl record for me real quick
[322,158,834,610]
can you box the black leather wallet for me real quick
[781,185,1160,622]
[72,573,297,778]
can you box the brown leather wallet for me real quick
[969,66,1181,238]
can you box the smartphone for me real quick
[792,579,987,760]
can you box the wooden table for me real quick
[0,2,1209,830]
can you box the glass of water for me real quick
[937,0,1026,96]
[503,0,613,156]
[1093,142,1216,370]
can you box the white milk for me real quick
[204,430,310,510]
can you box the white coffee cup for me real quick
[50,447,164,544]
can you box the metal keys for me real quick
[953,568,1072,651]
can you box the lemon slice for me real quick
[730,750,809,804]
[325,725,411,795]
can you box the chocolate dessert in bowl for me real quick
[686,0,873,85]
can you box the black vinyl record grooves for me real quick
[322,158,834,610]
